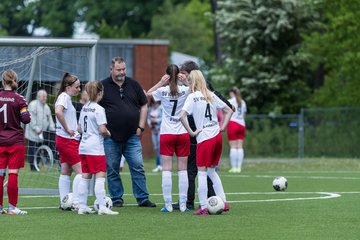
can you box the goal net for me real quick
[0,38,96,195]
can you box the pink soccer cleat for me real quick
[223,202,230,212]
[194,208,209,216]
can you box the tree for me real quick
[0,0,35,36]
[0,0,78,37]
[214,0,320,114]
[148,0,214,62]
[301,0,360,107]
[77,0,171,38]
[34,0,78,37]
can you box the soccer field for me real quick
[2,158,359,240]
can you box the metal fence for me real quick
[244,107,360,158]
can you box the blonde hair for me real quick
[189,70,213,103]
[85,80,103,102]
[2,69,18,90]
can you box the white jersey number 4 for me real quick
[205,103,212,121]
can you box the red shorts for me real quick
[56,135,81,166]
[80,155,106,174]
[227,121,246,141]
[160,133,190,157]
[0,145,25,169]
[196,133,222,167]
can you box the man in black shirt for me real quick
[99,57,156,208]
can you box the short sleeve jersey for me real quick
[78,101,107,155]
[55,92,79,139]
[182,91,226,143]
[152,85,189,135]
[229,98,247,126]
[99,76,147,142]
[0,90,30,146]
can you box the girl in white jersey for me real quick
[77,81,118,215]
[55,72,82,210]
[147,64,190,213]
[180,70,233,215]
[227,87,247,173]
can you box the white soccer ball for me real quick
[272,176,288,191]
[207,196,225,215]
[94,196,113,212]
[61,193,73,210]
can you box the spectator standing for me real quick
[99,57,156,208]
[147,97,163,173]
[25,89,55,171]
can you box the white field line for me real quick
[15,191,360,210]
[262,170,360,174]
[253,175,360,180]
[146,172,360,180]
[12,191,360,199]
[229,192,341,203]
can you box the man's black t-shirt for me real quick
[99,76,147,142]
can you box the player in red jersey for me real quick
[0,70,31,215]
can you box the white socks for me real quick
[197,171,208,209]
[95,178,106,210]
[207,168,226,202]
[178,170,188,204]
[58,175,70,202]
[230,148,245,170]
[72,174,82,207]
[237,148,244,169]
[78,177,90,209]
[162,171,172,204]
[229,148,237,169]
[162,170,189,206]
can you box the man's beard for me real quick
[116,75,125,81]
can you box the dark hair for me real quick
[55,72,79,100]
[229,86,242,107]
[180,61,199,74]
[149,96,159,107]
[166,64,179,97]
[85,80,103,102]
[111,56,125,68]
[2,69,18,90]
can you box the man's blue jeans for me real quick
[151,132,161,166]
[104,135,149,205]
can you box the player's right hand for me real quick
[192,129,202,137]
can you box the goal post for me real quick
[0,38,97,101]
[0,38,98,195]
